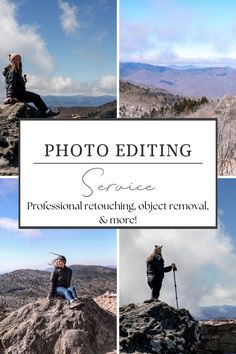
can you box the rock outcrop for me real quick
[0,100,117,175]
[197,319,236,353]
[0,296,116,354]
[120,300,200,353]
[95,292,117,315]
[0,102,40,175]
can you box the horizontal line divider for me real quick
[33,162,203,165]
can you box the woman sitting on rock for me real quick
[146,245,176,299]
[48,254,81,309]
[2,53,59,117]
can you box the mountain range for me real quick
[199,305,236,320]
[120,62,236,98]
[42,94,116,107]
[0,265,116,311]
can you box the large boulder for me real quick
[120,300,200,353]
[0,296,116,354]
[0,102,40,175]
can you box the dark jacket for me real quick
[147,254,172,279]
[2,65,26,98]
[49,266,72,297]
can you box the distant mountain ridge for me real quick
[199,305,236,320]
[42,94,116,107]
[120,62,236,98]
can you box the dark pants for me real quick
[17,91,48,112]
[148,275,163,299]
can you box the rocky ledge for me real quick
[0,296,116,354]
[197,319,236,353]
[120,300,200,353]
[0,102,40,175]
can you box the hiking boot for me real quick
[3,97,18,104]
[69,300,84,309]
[45,108,60,117]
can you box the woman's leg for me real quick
[67,286,78,299]
[18,91,48,112]
[55,286,73,302]
[147,275,154,289]
[152,277,163,299]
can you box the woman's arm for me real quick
[6,70,17,98]
[164,263,176,272]
[164,265,172,273]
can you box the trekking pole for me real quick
[173,265,179,310]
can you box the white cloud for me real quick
[98,75,116,94]
[58,0,79,34]
[27,74,116,96]
[0,217,41,237]
[0,0,54,73]
[120,1,236,67]
[120,225,236,317]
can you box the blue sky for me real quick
[218,178,236,238]
[0,0,116,97]
[120,0,236,67]
[0,178,116,272]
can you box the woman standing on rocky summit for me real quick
[146,245,176,299]
[2,53,59,117]
[48,254,82,309]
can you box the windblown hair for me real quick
[48,258,60,268]
[146,245,162,264]
[48,252,67,267]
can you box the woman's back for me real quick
[3,65,25,97]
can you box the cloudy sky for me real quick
[120,0,236,67]
[120,179,236,317]
[0,178,116,272]
[0,0,116,98]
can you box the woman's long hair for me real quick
[146,246,162,264]
[8,54,22,74]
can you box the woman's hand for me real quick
[171,263,177,271]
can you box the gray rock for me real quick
[120,300,200,353]
[0,102,41,175]
[0,296,116,354]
